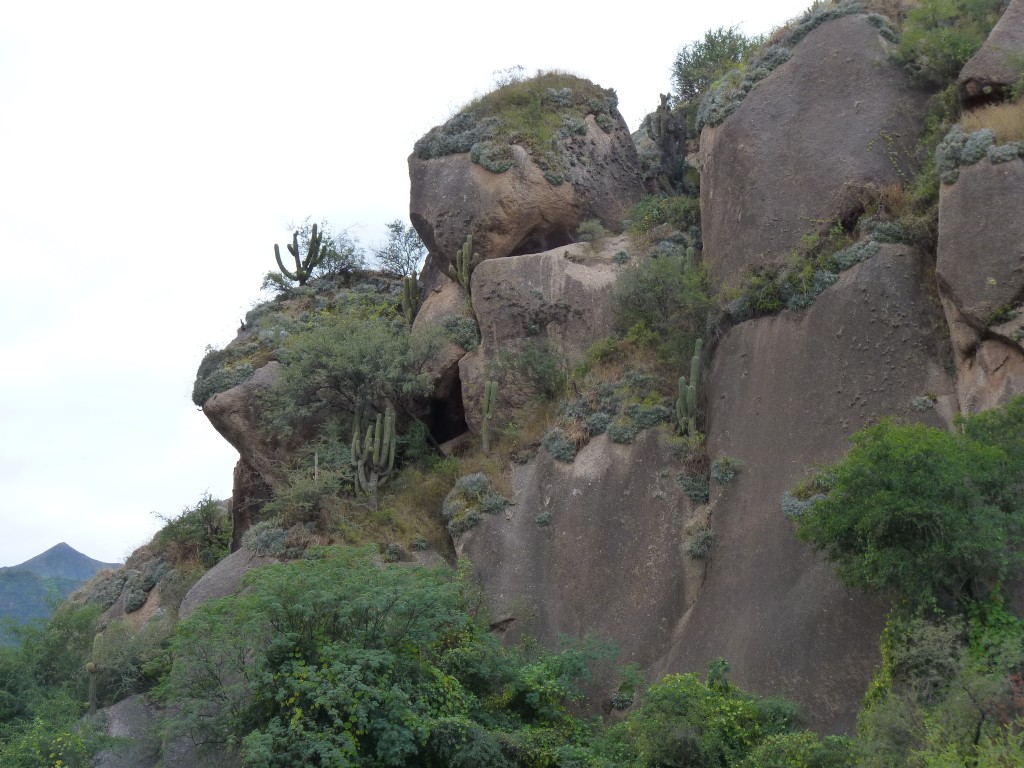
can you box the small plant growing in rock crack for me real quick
[688,527,714,559]
[677,473,710,503]
[711,455,743,484]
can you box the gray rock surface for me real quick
[179,547,277,620]
[959,0,1024,105]
[203,362,282,485]
[458,237,626,432]
[410,101,642,292]
[660,246,956,733]
[937,157,1024,330]
[460,429,705,669]
[698,15,929,286]
[94,695,162,768]
[937,156,1024,413]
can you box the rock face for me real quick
[698,14,929,286]
[94,695,162,768]
[937,157,1024,412]
[458,237,627,432]
[179,546,277,620]
[660,247,956,733]
[203,363,282,546]
[409,74,643,291]
[959,0,1024,106]
[459,429,705,669]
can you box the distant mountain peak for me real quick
[8,543,121,581]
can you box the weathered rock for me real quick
[410,74,642,291]
[204,363,282,545]
[179,546,277,620]
[458,236,627,432]
[203,362,282,485]
[937,157,1024,330]
[94,695,162,768]
[659,246,956,733]
[698,15,929,286]
[959,0,1024,106]
[937,156,1024,412]
[459,429,704,669]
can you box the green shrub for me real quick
[710,455,743,484]
[672,26,761,104]
[542,428,578,462]
[499,340,568,401]
[678,473,710,503]
[442,474,512,536]
[897,0,1009,86]
[793,397,1024,609]
[151,493,231,569]
[688,528,714,559]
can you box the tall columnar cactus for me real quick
[402,275,420,325]
[86,631,103,715]
[448,234,477,297]
[274,223,325,286]
[481,381,498,454]
[676,338,704,436]
[351,406,397,510]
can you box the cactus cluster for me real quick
[481,381,498,454]
[676,338,703,436]
[448,234,477,297]
[274,223,326,286]
[351,407,397,510]
[402,275,420,325]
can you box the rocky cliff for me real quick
[182,3,1024,741]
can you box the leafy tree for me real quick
[265,310,439,438]
[794,398,1024,610]
[672,27,760,105]
[371,220,427,278]
[161,547,608,767]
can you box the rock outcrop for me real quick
[662,247,956,732]
[959,0,1024,106]
[409,73,643,292]
[179,546,277,620]
[937,156,1024,412]
[460,429,705,669]
[698,14,930,286]
[458,236,628,432]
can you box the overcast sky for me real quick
[0,0,813,566]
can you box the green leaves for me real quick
[793,397,1024,610]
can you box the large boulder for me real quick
[203,362,282,485]
[698,14,930,286]
[410,73,643,292]
[458,236,628,432]
[959,0,1024,106]
[179,546,277,620]
[459,429,704,669]
[937,155,1024,412]
[94,695,162,768]
[660,246,956,733]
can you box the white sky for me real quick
[0,0,813,566]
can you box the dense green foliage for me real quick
[150,492,231,569]
[0,603,110,767]
[672,27,760,105]
[793,398,1024,610]
[898,0,1010,85]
